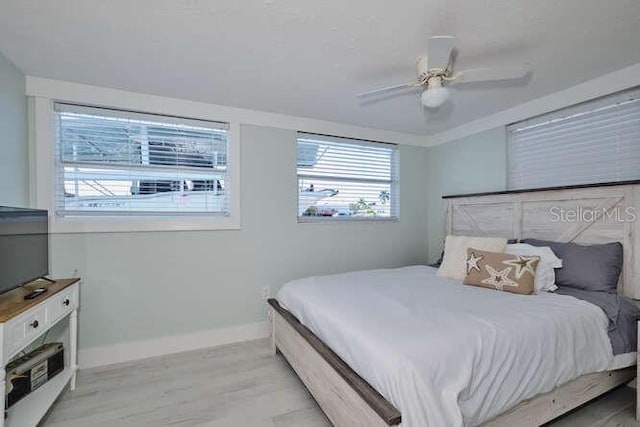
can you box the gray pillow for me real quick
[522,238,623,293]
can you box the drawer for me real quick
[48,286,77,325]
[7,306,47,357]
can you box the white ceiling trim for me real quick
[427,62,640,146]
[25,76,428,147]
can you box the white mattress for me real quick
[277,266,616,427]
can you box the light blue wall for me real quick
[50,125,430,350]
[0,51,27,206]
[0,55,432,352]
[0,51,503,353]
[425,127,508,261]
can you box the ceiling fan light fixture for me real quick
[421,86,450,108]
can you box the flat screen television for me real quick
[0,207,49,295]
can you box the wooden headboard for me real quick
[443,181,640,299]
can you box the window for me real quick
[508,87,640,190]
[54,103,230,218]
[296,133,399,220]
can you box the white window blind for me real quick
[508,87,640,190]
[296,133,399,220]
[54,103,230,217]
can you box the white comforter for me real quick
[276,266,613,427]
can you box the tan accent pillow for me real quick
[463,248,540,295]
[437,235,508,281]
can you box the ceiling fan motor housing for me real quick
[427,75,445,88]
[417,55,449,84]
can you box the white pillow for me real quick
[504,243,562,293]
[437,235,508,281]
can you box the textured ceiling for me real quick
[1,0,639,135]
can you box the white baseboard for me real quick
[78,320,270,369]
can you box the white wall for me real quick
[49,124,429,360]
[0,51,27,206]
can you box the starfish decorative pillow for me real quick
[464,248,540,295]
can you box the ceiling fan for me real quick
[357,36,530,109]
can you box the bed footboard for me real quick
[268,299,401,427]
[483,367,635,426]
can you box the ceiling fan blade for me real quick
[452,64,530,84]
[427,36,455,71]
[356,82,420,99]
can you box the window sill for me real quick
[49,216,241,234]
[297,216,399,224]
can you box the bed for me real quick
[269,181,640,426]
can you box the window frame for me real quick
[30,97,241,233]
[295,132,400,223]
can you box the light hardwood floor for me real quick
[42,339,639,427]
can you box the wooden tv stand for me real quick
[0,278,80,427]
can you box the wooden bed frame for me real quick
[270,181,640,426]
